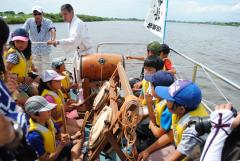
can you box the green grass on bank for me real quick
[0,11,142,24]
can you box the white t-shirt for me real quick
[200,110,234,161]
[58,15,94,54]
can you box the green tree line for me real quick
[0,11,142,24]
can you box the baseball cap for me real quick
[25,96,56,113]
[144,71,174,87]
[11,28,29,42]
[147,41,161,56]
[51,58,66,69]
[155,79,202,109]
[32,6,43,13]
[41,70,65,82]
[159,44,170,54]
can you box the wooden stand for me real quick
[88,63,136,161]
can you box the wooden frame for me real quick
[87,63,136,161]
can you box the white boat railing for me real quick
[96,42,240,112]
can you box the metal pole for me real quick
[192,64,198,83]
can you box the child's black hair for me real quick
[38,79,51,95]
[144,55,164,71]
[0,18,9,75]
[9,40,32,60]
[160,44,170,55]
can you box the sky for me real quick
[0,0,239,22]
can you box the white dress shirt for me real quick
[58,15,94,54]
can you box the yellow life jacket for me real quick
[41,89,65,123]
[4,48,28,77]
[155,100,167,127]
[141,79,150,105]
[28,118,56,154]
[61,72,71,99]
[172,104,209,146]
[27,57,34,73]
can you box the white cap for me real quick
[41,70,65,82]
[32,5,43,13]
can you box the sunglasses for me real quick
[33,13,42,16]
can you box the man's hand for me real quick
[137,150,150,161]
[52,40,59,47]
[47,40,54,46]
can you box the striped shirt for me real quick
[23,18,55,55]
[6,53,19,64]
[0,80,28,136]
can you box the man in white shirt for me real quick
[52,4,94,81]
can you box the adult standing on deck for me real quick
[51,4,94,81]
[23,6,56,73]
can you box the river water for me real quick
[9,21,240,109]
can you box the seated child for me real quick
[136,71,174,153]
[138,80,209,161]
[139,55,164,107]
[128,41,163,89]
[25,96,72,161]
[159,44,176,74]
[4,28,38,96]
[51,58,78,100]
[38,70,82,135]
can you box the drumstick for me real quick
[61,105,68,133]
[74,68,77,84]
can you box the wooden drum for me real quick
[80,53,125,81]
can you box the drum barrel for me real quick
[80,53,125,81]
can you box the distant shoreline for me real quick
[167,20,240,27]
[1,11,239,27]
[0,12,142,24]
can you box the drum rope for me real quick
[117,95,139,160]
[118,95,139,146]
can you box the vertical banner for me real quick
[144,0,169,42]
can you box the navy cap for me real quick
[144,71,174,87]
[11,28,29,42]
[155,79,202,109]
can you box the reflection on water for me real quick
[9,21,240,109]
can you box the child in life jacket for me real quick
[139,55,164,107]
[138,80,209,161]
[136,71,174,154]
[25,96,72,161]
[4,28,38,97]
[51,58,78,100]
[128,41,163,90]
[38,70,82,135]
